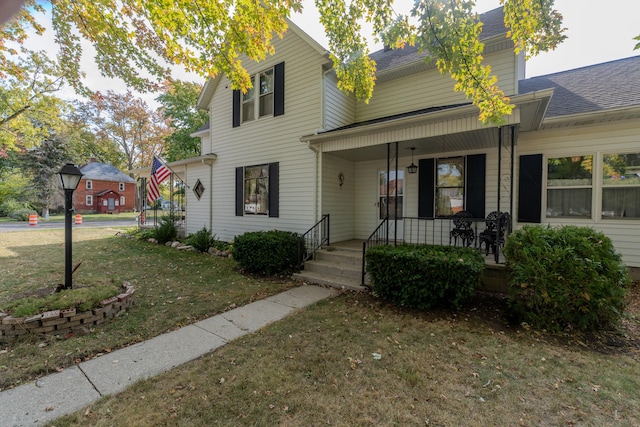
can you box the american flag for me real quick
[147,156,171,204]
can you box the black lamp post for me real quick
[58,163,83,290]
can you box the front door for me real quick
[378,169,404,241]
[108,198,115,210]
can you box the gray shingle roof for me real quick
[518,55,640,117]
[80,162,136,183]
[371,7,506,73]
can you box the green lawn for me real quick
[2,228,639,426]
[0,227,296,390]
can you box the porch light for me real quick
[407,147,418,174]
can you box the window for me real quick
[243,164,270,215]
[546,155,592,218]
[233,62,284,127]
[86,195,93,206]
[236,163,279,217]
[379,170,403,219]
[119,182,125,191]
[436,157,464,217]
[193,179,205,200]
[602,152,640,219]
[259,69,274,117]
[418,154,485,219]
[86,180,92,190]
[120,196,125,206]
[242,85,255,123]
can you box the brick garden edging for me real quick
[0,282,136,343]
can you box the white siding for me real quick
[517,120,640,267]
[201,30,328,242]
[185,163,212,234]
[355,50,518,123]
[321,153,356,242]
[324,72,356,130]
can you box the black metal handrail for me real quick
[297,214,330,273]
[361,217,389,285]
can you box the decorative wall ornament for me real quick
[338,172,345,190]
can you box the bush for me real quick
[504,225,630,331]
[0,199,31,217]
[9,208,37,221]
[233,230,301,275]
[187,227,215,253]
[154,216,178,244]
[366,245,485,309]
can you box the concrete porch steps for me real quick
[292,245,366,291]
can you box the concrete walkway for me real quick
[0,285,337,427]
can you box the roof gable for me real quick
[370,7,506,75]
[80,162,136,183]
[197,18,329,109]
[519,55,640,117]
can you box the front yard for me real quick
[1,228,639,425]
[0,227,295,390]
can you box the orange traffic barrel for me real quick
[75,214,82,224]
[28,214,37,226]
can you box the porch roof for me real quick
[130,153,217,179]
[300,90,552,161]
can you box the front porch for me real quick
[294,238,510,293]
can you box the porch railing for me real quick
[360,215,510,286]
[361,217,389,285]
[297,214,330,273]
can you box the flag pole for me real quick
[155,156,190,189]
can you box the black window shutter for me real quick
[418,158,435,218]
[235,167,244,216]
[518,154,543,223]
[268,162,279,217]
[274,62,285,117]
[232,90,241,128]
[466,154,486,219]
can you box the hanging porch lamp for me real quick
[407,147,418,174]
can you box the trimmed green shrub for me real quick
[187,226,215,253]
[154,216,177,244]
[366,245,485,309]
[233,230,301,275]
[504,225,630,331]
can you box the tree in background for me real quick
[81,91,170,175]
[1,0,572,125]
[20,135,69,218]
[156,80,209,162]
[0,50,69,155]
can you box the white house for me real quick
[167,7,640,272]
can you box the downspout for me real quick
[510,125,515,225]
[496,127,502,264]
[394,141,399,246]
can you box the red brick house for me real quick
[75,160,136,214]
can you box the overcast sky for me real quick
[21,0,640,107]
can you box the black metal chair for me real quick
[449,210,475,247]
[478,211,511,255]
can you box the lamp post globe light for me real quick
[58,163,83,290]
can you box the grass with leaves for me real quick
[0,227,296,390]
[48,287,640,426]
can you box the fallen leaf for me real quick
[372,353,382,360]
[45,406,55,411]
